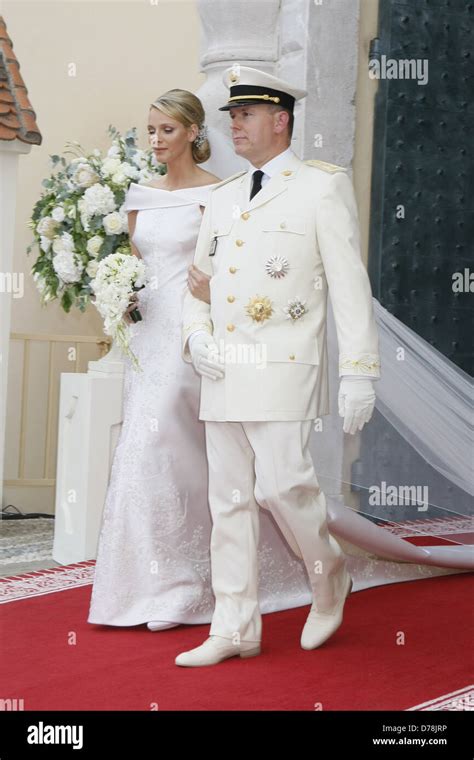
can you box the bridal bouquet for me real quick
[27,125,164,313]
[90,252,148,372]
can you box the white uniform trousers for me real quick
[205,419,348,643]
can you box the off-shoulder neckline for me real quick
[131,181,220,193]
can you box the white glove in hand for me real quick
[188,331,225,381]
[338,377,376,435]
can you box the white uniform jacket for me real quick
[181,152,381,421]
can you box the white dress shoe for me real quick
[300,572,353,650]
[175,635,261,667]
[147,621,180,631]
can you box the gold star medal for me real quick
[245,294,274,323]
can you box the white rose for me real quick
[87,235,103,257]
[51,206,65,223]
[86,260,99,278]
[103,211,126,235]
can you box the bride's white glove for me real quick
[188,331,225,381]
[338,376,376,434]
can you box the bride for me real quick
[87,89,314,632]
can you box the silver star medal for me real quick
[283,297,308,321]
[265,255,289,279]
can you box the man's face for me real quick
[229,105,283,163]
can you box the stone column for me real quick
[196,0,282,176]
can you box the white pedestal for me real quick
[52,371,124,564]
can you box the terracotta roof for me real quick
[0,15,41,145]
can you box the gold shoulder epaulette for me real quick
[211,170,247,191]
[304,159,347,173]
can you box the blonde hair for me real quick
[150,89,210,164]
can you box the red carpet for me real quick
[1,573,472,710]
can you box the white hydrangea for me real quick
[40,236,52,253]
[82,183,117,216]
[101,158,122,178]
[120,161,140,179]
[52,249,84,284]
[110,170,128,185]
[52,231,75,255]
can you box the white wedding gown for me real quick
[87,181,313,627]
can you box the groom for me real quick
[177,65,381,667]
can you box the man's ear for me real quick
[275,109,289,135]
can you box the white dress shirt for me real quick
[247,145,295,189]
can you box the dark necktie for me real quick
[249,169,264,200]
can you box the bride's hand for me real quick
[123,293,139,324]
[188,264,211,304]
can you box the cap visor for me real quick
[218,100,273,111]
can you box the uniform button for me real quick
[241,212,250,220]
[235,239,244,247]
[280,221,286,229]
[289,354,295,360]
[226,323,235,332]
[229,266,237,274]
[282,170,292,176]
[227,295,235,303]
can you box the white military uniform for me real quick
[181,70,381,645]
[182,150,380,420]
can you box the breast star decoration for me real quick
[245,294,274,323]
[265,255,289,279]
[283,297,308,321]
